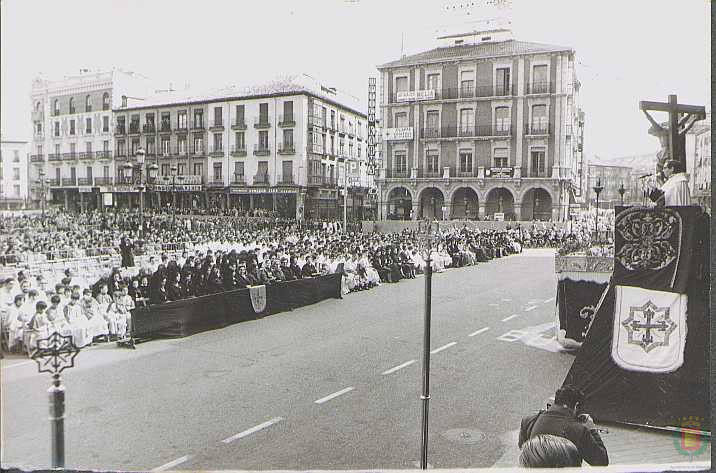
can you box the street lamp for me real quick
[593,178,604,245]
[170,166,185,229]
[416,219,440,470]
[38,169,47,217]
[135,147,147,239]
[618,183,626,206]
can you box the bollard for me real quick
[48,375,66,469]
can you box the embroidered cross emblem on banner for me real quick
[622,301,677,353]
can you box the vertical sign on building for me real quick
[367,77,377,175]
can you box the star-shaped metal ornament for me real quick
[31,331,80,375]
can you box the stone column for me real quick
[513,202,523,221]
[478,202,486,219]
[63,190,69,210]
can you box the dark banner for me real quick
[613,205,706,293]
[563,207,710,430]
[131,274,342,339]
[556,279,608,342]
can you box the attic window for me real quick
[481,36,492,41]
[454,39,464,45]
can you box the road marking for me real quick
[501,298,512,302]
[525,305,538,312]
[544,297,554,303]
[501,314,519,322]
[315,386,354,404]
[430,341,457,354]
[497,330,528,342]
[468,327,490,337]
[382,360,416,375]
[488,303,499,307]
[1,360,34,370]
[152,455,192,472]
[221,417,284,444]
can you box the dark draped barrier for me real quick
[562,206,710,430]
[556,278,609,342]
[131,274,342,339]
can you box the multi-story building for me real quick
[113,83,370,219]
[29,69,155,211]
[0,140,29,209]
[585,163,634,209]
[685,114,710,212]
[376,28,583,221]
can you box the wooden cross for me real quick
[639,94,706,173]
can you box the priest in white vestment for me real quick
[651,160,691,206]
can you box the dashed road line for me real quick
[502,314,519,322]
[430,342,457,354]
[543,297,554,303]
[382,360,416,375]
[152,455,192,472]
[501,298,512,302]
[488,303,499,307]
[525,305,538,312]
[468,327,490,337]
[315,387,354,404]
[221,417,284,444]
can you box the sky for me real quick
[1,0,710,160]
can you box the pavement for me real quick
[1,249,710,471]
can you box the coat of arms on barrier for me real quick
[249,285,267,314]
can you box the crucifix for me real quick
[639,94,705,182]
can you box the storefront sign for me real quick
[229,186,299,194]
[78,186,93,193]
[486,167,514,178]
[494,212,505,221]
[154,184,203,192]
[396,90,436,102]
[384,127,414,141]
[103,193,113,206]
[154,175,203,186]
[113,185,139,193]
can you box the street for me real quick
[2,249,573,470]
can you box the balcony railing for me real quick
[143,123,156,134]
[338,124,346,135]
[48,154,62,161]
[30,154,45,163]
[529,169,549,178]
[415,169,442,178]
[96,150,113,159]
[192,121,205,130]
[209,120,224,130]
[384,169,410,179]
[309,115,326,128]
[115,154,128,161]
[527,81,552,95]
[62,177,77,186]
[253,174,270,186]
[231,119,247,130]
[420,125,512,139]
[191,146,205,156]
[525,123,550,135]
[174,147,189,157]
[277,176,294,186]
[48,178,61,186]
[175,125,188,133]
[62,152,78,161]
[79,151,95,160]
[278,143,295,154]
[78,177,92,185]
[208,146,225,156]
[254,116,271,129]
[115,126,126,135]
[278,114,295,127]
[455,169,477,178]
[232,175,246,185]
[129,123,141,135]
[207,179,225,187]
[94,177,113,186]
[253,144,270,156]
[159,122,172,133]
[307,175,337,187]
[231,145,247,157]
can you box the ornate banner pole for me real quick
[31,332,80,469]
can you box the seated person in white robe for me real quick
[64,292,92,348]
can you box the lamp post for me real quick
[38,169,47,218]
[170,166,185,229]
[31,332,80,469]
[135,147,146,239]
[416,219,439,470]
[593,178,604,244]
[618,183,626,206]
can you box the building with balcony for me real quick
[376,28,582,221]
[685,114,711,212]
[30,69,156,211]
[0,141,30,209]
[114,80,371,219]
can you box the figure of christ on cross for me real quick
[639,94,706,185]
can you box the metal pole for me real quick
[343,162,348,232]
[172,176,176,230]
[595,192,599,244]
[139,168,144,240]
[420,247,433,470]
[48,374,65,469]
